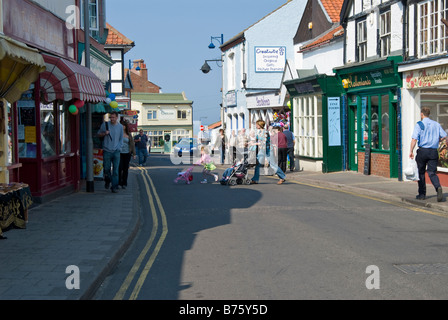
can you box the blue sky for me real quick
[106,0,289,125]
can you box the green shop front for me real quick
[334,57,402,179]
[284,74,343,173]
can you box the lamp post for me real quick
[84,0,94,193]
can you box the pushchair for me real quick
[220,152,251,186]
[174,166,194,184]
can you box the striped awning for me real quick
[40,54,106,103]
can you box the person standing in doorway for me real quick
[98,112,123,193]
[283,124,296,172]
[134,129,149,166]
[409,106,447,202]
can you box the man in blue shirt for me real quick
[410,107,447,201]
[134,129,149,166]
[98,112,123,193]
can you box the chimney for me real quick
[132,59,148,81]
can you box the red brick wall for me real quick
[358,152,390,178]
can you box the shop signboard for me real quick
[255,46,286,73]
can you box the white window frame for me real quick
[147,110,157,120]
[294,95,323,158]
[80,0,99,32]
[227,52,236,91]
[380,10,391,57]
[418,0,448,57]
[357,20,367,62]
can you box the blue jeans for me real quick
[103,150,120,190]
[137,147,148,165]
[251,152,286,182]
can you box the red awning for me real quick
[40,54,106,103]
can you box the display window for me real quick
[359,94,390,151]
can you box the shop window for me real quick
[418,0,448,57]
[380,10,391,57]
[294,95,322,158]
[357,19,367,62]
[40,103,56,158]
[360,95,390,151]
[147,130,163,148]
[17,100,37,158]
[59,104,71,154]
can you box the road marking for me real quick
[113,167,168,300]
[282,178,448,219]
[129,170,168,300]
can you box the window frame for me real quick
[418,0,448,57]
[380,10,391,57]
[357,19,368,62]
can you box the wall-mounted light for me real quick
[129,59,140,71]
[308,22,313,30]
[200,59,223,74]
[242,73,247,88]
[208,34,224,49]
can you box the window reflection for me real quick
[41,103,56,157]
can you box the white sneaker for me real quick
[200,179,208,184]
[214,174,218,182]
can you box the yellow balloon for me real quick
[110,101,118,108]
[287,101,291,108]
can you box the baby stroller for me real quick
[174,166,194,184]
[221,153,251,186]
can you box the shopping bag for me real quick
[205,162,216,171]
[404,159,419,181]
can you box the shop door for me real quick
[348,104,358,171]
[164,132,172,153]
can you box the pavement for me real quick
[1,161,448,300]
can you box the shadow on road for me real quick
[139,154,262,299]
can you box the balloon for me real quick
[109,93,116,101]
[110,101,118,108]
[287,101,291,108]
[69,105,77,114]
[105,98,112,104]
[74,100,85,108]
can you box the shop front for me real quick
[399,57,448,186]
[334,56,403,179]
[14,53,106,202]
[284,74,343,173]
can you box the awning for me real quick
[0,34,46,103]
[40,54,106,104]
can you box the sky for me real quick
[106,0,289,126]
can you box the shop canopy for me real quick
[40,54,106,104]
[0,34,46,104]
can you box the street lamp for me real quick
[208,34,224,49]
[200,59,223,74]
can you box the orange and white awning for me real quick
[40,54,106,103]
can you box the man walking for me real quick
[98,112,123,193]
[409,107,447,202]
[283,124,296,172]
[134,129,149,166]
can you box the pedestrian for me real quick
[409,106,447,202]
[250,120,286,185]
[237,128,249,160]
[229,130,237,164]
[119,121,136,189]
[248,129,257,165]
[213,128,227,165]
[97,111,123,193]
[134,129,149,166]
[283,124,296,172]
[273,126,288,173]
[196,146,218,184]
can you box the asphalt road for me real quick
[94,154,448,300]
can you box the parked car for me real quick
[173,138,200,157]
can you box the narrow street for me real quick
[94,155,448,300]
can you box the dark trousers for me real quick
[119,153,132,187]
[287,147,295,171]
[278,148,288,173]
[416,148,441,196]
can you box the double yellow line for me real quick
[113,167,168,300]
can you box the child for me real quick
[221,160,242,183]
[196,146,218,184]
